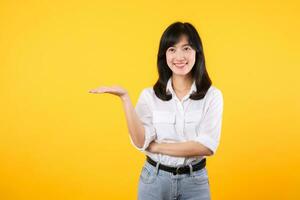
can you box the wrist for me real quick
[120,93,130,102]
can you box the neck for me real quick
[171,74,193,92]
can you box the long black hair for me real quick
[153,21,212,101]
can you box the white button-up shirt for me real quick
[129,77,224,167]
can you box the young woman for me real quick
[89,22,223,200]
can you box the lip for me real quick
[174,62,187,68]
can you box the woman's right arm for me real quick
[89,85,150,150]
[120,94,146,148]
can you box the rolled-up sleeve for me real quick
[128,89,156,153]
[194,89,224,154]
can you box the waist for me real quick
[145,152,204,166]
[146,156,206,175]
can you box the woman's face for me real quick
[166,35,196,77]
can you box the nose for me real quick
[174,50,186,61]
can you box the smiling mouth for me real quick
[174,63,187,68]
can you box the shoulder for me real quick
[208,85,223,96]
[206,85,223,103]
[140,87,154,95]
[137,87,155,101]
[139,87,155,97]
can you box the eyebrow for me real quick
[171,44,191,48]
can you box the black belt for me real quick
[146,156,206,175]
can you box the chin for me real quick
[173,73,190,77]
[172,69,192,76]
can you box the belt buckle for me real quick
[175,164,185,175]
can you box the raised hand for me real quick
[88,84,145,149]
[88,85,129,100]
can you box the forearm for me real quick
[148,141,213,157]
[121,94,145,148]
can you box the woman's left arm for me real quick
[147,89,223,157]
[147,141,213,157]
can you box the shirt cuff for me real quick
[193,134,219,155]
[129,126,156,152]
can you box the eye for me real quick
[184,47,191,51]
[168,48,175,52]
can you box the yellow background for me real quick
[1,0,299,199]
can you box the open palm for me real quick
[88,85,128,98]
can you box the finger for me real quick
[89,86,107,93]
[97,87,110,93]
[89,90,98,93]
[89,89,104,93]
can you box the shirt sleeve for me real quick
[128,89,157,153]
[194,89,224,155]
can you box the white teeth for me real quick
[174,63,187,68]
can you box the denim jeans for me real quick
[138,160,211,200]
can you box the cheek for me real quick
[166,55,174,65]
[188,53,196,63]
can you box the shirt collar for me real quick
[166,77,196,96]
